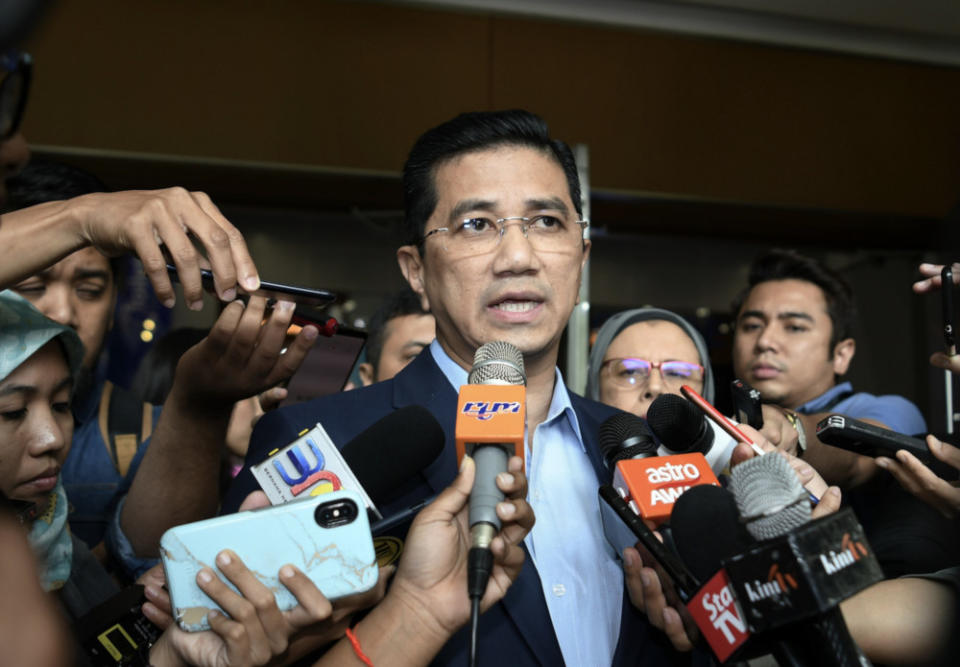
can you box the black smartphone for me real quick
[816,414,957,479]
[165,264,337,309]
[943,265,956,356]
[731,378,764,429]
[280,316,367,404]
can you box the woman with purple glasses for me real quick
[586,307,714,419]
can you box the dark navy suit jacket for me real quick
[224,350,698,666]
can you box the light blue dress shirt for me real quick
[430,341,623,667]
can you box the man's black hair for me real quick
[365,287,430,375]
[401,109,582,246]
[731,248,856,351]
[5,159,125,283]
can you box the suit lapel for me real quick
[390,351,460,495]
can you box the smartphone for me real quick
[816,415,957,479]
[944,265,956,356]
[599,484,699,599]
[160,490,378,632]
[281,315,367,403]
[680,384,763,455]
[731,379,763,430]
[165,263,337,309]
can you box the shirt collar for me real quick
[429,340,583,444]
[796,381,853,414]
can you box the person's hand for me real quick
[930,351,960,374]
[170,296,317,416]
[757,405,800,456]
[912,262,959,294]
[623,546,696,652]
[138,563,174,630]
[385,455,533,637]
[876,435,960,518]
[257,386,287,413]
[149,549,337,667]
[72,188,259,309]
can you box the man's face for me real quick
[398,146,589,370]
[11,248,117,370]
[375,314,436,382]
[599,320,704,418]
[732,279,854,409]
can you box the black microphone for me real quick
[647,394,714,455]
[342,405,445,506]
[598,412,658,473]
[726,453,880,667]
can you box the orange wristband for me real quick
[345,627,373,667]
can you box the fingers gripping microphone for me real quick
[455,342,526,601]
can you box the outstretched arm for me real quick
[121,297,317,556]
[0,188,259,305]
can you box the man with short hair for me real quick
[357,287,435,386]
[732,249,925,486]
[733,249,958,577]
[227,110,685,666]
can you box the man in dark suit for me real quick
[225,110,689,666]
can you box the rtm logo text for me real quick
[701,584,747,645]
[462,401,521,421]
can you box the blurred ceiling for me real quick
[406,0,960,66]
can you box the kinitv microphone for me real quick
[725,453,881,667]
[455,341,526,601]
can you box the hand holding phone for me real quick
[160,490,378,632]
[166,263,336,310]
[816,415,957,479]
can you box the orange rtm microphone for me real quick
[455,383,525,470]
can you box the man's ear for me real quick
[831,338,856,376]
[397,245,430,312]
[357,362,375,387]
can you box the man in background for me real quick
[357,287,435,386]
[734,248,957,575]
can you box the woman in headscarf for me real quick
[0,290,332,666]
[586,307,715,418]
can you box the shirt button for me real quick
[534,491,542,501]
[552,583,566,597]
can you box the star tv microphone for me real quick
[455,341,526,601]
[725,453,881,667]
[647,393,739,476]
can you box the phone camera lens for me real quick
[315,498,358,528]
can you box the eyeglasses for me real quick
[1,51,32,140]
[601,358,704,390]
[420,215,588,256]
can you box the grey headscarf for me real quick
[585,307,715,404]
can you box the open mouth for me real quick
[491,300,541,313]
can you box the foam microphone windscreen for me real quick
[728,453,811,541]
[670,485,753,582]
[342,405,445,505]
[646,394,713,454]
[599,413,658,468]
